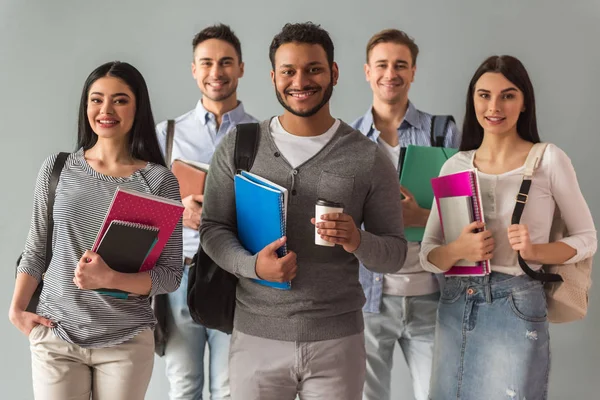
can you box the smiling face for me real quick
[365,42,415,105]
[473,72,525,137]
[86,76,136,140]
[270,42,338,118]
[192,38,244,105]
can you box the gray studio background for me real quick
[1,0,599,398]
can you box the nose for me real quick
[488,97,500,113]
[100,101,114,115]
[384,65,395,79]
[292,70,310,88]
[209,63,223,78]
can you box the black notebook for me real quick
[95,220,159,298]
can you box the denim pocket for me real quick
[440,278,464,304]
[508,283,547,322]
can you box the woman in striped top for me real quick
[9,61,183,400]
[420,56,596,399]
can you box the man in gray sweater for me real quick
[200,22,407,400]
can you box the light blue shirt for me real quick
[351,101,461,311]
[156,99,258,257]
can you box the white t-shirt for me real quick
[377,137,401,169]
[270,117,340,168]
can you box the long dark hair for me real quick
[77,61,166,167]
[460,55,540,151]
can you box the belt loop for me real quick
[483,275,492,304]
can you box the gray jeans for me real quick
[229,329,366,400]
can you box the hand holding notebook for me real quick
[431,169,490,276]
[234,170,291,290]
[171,159,209,199]
[90,187,184,298]
[255,236,297,283]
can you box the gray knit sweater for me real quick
[200,119,407,341]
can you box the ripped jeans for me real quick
[429,273,550,400]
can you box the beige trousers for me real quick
[29,325,154,400]
[229,330,366,400]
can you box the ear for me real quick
[410,64,416,83]
[191,61,196,79]
[364,63,370,82]
[239,62,245,78]
[331,62,339,86]
[270,70,275,87]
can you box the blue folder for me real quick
[234,171,290,290]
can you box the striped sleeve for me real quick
[145,167,184,296]
[17,154,59,282]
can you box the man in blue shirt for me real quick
[156,24,257,400]
[351,29,460,400]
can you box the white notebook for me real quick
[438,195,477,267]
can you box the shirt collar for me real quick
[195,99,247,126]
[363,100,421,140]
[403,101,422,130]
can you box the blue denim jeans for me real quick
[430,273,550,400]
[363,293,439,400]
[165,266,231,400]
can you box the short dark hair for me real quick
[192,24,242,62]
[269,22,334,69]
[460,55,540,151]
[77,61,166,167]
[366,29,419,66]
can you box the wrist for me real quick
[104,269,120,289]
[445,241,463,267]
[347,229,362,253]
[521,244,540,263]
[419,208,431,227]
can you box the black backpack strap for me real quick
[45,152,69,271]
[511,144,562,283]
[234,123,260,172]
[430,115,455,147]
[165,119,175,166]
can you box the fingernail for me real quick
[50,322,55,327]
[85,258,92,263]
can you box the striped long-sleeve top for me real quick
[17,149,183,348]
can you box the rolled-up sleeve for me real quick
[17,155,57,282]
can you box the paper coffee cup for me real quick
[315,199,344,247]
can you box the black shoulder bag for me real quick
[187,123,260,334]
[16,152,69,313]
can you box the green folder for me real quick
[399,145,458,242]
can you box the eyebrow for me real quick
[197,56,235,62]
[90,92,131,98]
[279,61,324,69]
[476,87,518,93]
[374,59,409,65]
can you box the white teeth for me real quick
[99,120,117,124]
[290,91,315,98]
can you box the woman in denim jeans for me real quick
[419,55,597,400]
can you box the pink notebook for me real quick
[92,187,184,272]
[430,169,490,276]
